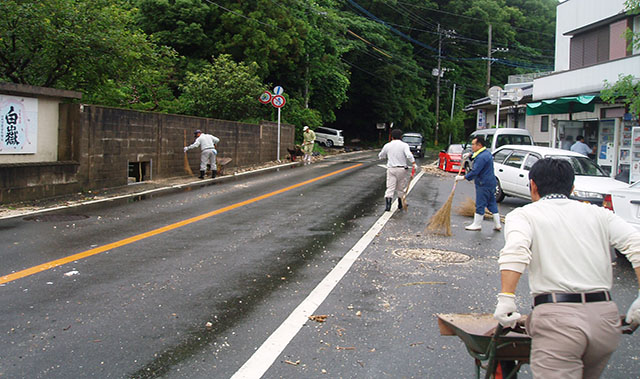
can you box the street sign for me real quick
[488,86,502,101]
[273,86,284,95]
[259,91,272,104]
[271,95,286,108]
[376,123,386,130]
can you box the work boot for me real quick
[385,197,392,212]
[398,198,403,210]
[212,170,217,178]
[493,213,502,231]
[465,213,483,231]
[198,170,205,179]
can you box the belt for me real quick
[534,291,611,307]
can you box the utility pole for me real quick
[449,83,456,145]
[486,23,492,91]
[435,23,442,146]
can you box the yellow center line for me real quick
[1,164,363,285]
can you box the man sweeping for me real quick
[455,136,501,231]
[184,129,220,179]
[301,126,315,165]
[379,129,416,212]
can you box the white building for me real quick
[529,0,640,182]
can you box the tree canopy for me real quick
[0,0,558,145]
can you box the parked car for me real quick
[314,127,344,147]
[492,145,628,205]
[604,181,640,231]
[438,144,465,173]
[463,128,533,171]
[401,132,425,158]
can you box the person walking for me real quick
[570,135,591,156]
[378,129,416,212]
[301,126,315,165]
[184,129,220,179]
[455,136,501,231]
[494,158,640,378]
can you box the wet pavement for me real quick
[1,149,639,378]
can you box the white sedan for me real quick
[604,181,640,231]
[492,145,628,206]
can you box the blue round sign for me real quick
[273,86,284,95]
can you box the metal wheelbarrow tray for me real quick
[437,313,530,379]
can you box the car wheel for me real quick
[495,178,505,203]
[326,139,333,148]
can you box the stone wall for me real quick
[0,103,294,203]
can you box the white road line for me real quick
[231,170,425,379]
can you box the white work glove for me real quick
[455,175,465,182]
[183,147,188,153]
[462,152,471,160]
[493,293,521,328]
[625,290,640,324]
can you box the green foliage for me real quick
[602,75,640,122]
[178,54,267,121]
[0,0,170,100]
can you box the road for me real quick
[1,150,638,378]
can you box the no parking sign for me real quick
[271,95,286,108]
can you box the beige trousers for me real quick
[527,301,621,379]
[385,167,409,199]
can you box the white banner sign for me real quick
[0,95,38,154]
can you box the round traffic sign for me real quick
[273,86,284,95]
[259,91,272,104]
[271,95,286,108]
[488,86,503,101]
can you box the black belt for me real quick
[534,291,611,307]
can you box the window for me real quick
[523,154,540,170]
[504,151,527,168]
[634,16,640,55]
[541,116,549,133]
[493,149,513,164]
[570,26,609,69]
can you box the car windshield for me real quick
[402,136,422,143]
[447,145,463,154]
[550,155,606,177]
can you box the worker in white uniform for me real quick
[184,129,220,179]
[378,129,416,212]
[494,158,640,378]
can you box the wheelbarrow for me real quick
[437,313,638,379]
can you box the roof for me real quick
[495,145,585,157]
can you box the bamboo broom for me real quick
[425,160,466,236]
[401,165,416,211]
[183,130,194,176]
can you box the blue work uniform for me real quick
[464,149,498,215]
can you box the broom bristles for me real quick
[183,129,194,176]
[426,189,455,236]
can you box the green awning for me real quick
[526,95,596,115]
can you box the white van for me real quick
[314,127,344,147]
[463,128,533,170]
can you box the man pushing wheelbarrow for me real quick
[493,158,640,378]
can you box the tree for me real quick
[0,0,173,104]
[178,54,267,121]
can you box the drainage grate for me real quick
[392,248,471,263]
[23,214,90,222]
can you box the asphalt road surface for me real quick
[1,150,638,378]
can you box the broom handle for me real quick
[451,157,466,192]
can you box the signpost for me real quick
[259,87,286,161]
[488,86,523,127]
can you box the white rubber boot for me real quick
[465,213,483,231]
[493,213,502,231]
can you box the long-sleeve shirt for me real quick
[464,148,496,188]
[378,140,415,168]
[303,130,316,145]
[187,133,219,152]
[499,196,640,295]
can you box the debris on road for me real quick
[309,314,328,323]
[205,321,213,330]
[284,359,300,366]
[63,270,79,277]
